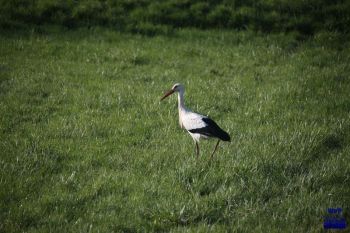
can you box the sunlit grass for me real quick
[0,27,349,232]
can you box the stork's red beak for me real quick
[160,89,175,101]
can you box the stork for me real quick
[161,83,230,158]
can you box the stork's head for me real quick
[160,83,184,101]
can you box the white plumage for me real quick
[181,112,208,141]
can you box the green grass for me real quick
[0,26,350,232]
[1,0,350,34]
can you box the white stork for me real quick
[161,83,230,158]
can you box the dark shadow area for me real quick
[1,0,349,36]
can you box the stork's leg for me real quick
[195,142,200,157]
[210,140,220,159]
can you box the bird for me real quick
[160,83,230,158]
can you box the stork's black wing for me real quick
[189,117,230,141]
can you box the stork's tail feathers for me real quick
[219,130,231,142]
[189,117,231,142]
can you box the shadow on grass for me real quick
[302,129,347,168]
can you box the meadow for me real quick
[1,0,349,34]
[0,26,350,232]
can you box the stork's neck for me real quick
[177,90,187,128]
[177,90,186,112]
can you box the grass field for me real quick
[1,27,350,232]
